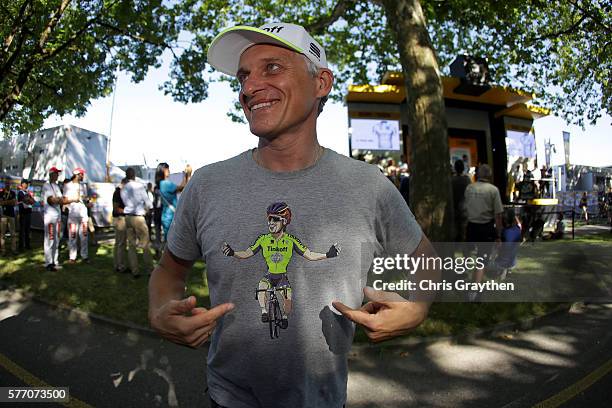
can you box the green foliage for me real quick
[166,0,609,125]
[2,0,609,135]
[0,0,180,135]
[425,0,611,125]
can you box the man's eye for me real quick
[267,63,280,72]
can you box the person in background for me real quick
[145,182,155,240]
[121,167,153,278]
[63,168,89,263]
[399,169,410,207]
[154,162,191,241]
[17,179,34,251]
[490,208,522,280]
[461,154,469,175]
[86,189,98,247]
[42,167,64,270]
[59,178,70,250]
[579,192,589,224]
[451,159,471,242]
[113,178,128,273]
[606,187,612,232]
[464,164,504,301]
[152,183,163,253]
[0,185,18,255]
[544,212,565,240]
[528,212,545,242]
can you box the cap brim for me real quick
[207,26,303,76]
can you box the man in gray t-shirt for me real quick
[148,22,437,408]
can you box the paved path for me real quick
[1,290,611,407]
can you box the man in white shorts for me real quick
[42,167,65,271]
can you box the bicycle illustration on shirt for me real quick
[222,202,340,338]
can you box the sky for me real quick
[43,56,611,172]
[43,65,350,173]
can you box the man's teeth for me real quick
[252,101,275,111]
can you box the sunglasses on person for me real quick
[268,215,286,223]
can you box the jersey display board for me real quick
[351,119,400,151]
[506,129,537,177]
[449,137,478,169]
[506,130,536,159]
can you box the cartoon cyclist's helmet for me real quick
[266,202,292,226]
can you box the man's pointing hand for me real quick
[150,295,235,348]
[332,287,428,343]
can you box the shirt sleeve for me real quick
[287,234,308,255]
[375,175,423,257]
[166,177,201,261]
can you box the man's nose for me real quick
[241,72,265,99]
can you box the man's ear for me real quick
[316,69,334,98]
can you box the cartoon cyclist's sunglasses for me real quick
[268,215,285,223]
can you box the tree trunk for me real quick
[381,0,453,242]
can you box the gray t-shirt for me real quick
[167,148,422,408]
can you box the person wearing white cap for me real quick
[149,22,436,408]
[42,167,64,271]
[62,167,89,263]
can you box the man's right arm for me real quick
[149,249,194,318]
[148,249,234,348]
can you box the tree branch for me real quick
[567,0,612,33]
[529,14,586,43]
[2,0,33,56]
[40,18,98,61]
[304,0,355,35]
[0,60,34,121]
[37,0,72,52]
[1,0,71,121]
[96,21,179,60]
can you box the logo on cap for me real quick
[309,43,321,60]
[262,26,284,34]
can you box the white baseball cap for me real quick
[207,22,327,76]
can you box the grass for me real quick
[2,228,611,342]
[0,233,209,327]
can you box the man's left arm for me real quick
[333,175,440,343]
[333,236,439,343]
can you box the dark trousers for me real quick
[18,211,31,250]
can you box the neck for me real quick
[255,132,322,172]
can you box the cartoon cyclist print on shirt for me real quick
[222,202,341,329]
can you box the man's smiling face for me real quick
[237,44,320,139]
